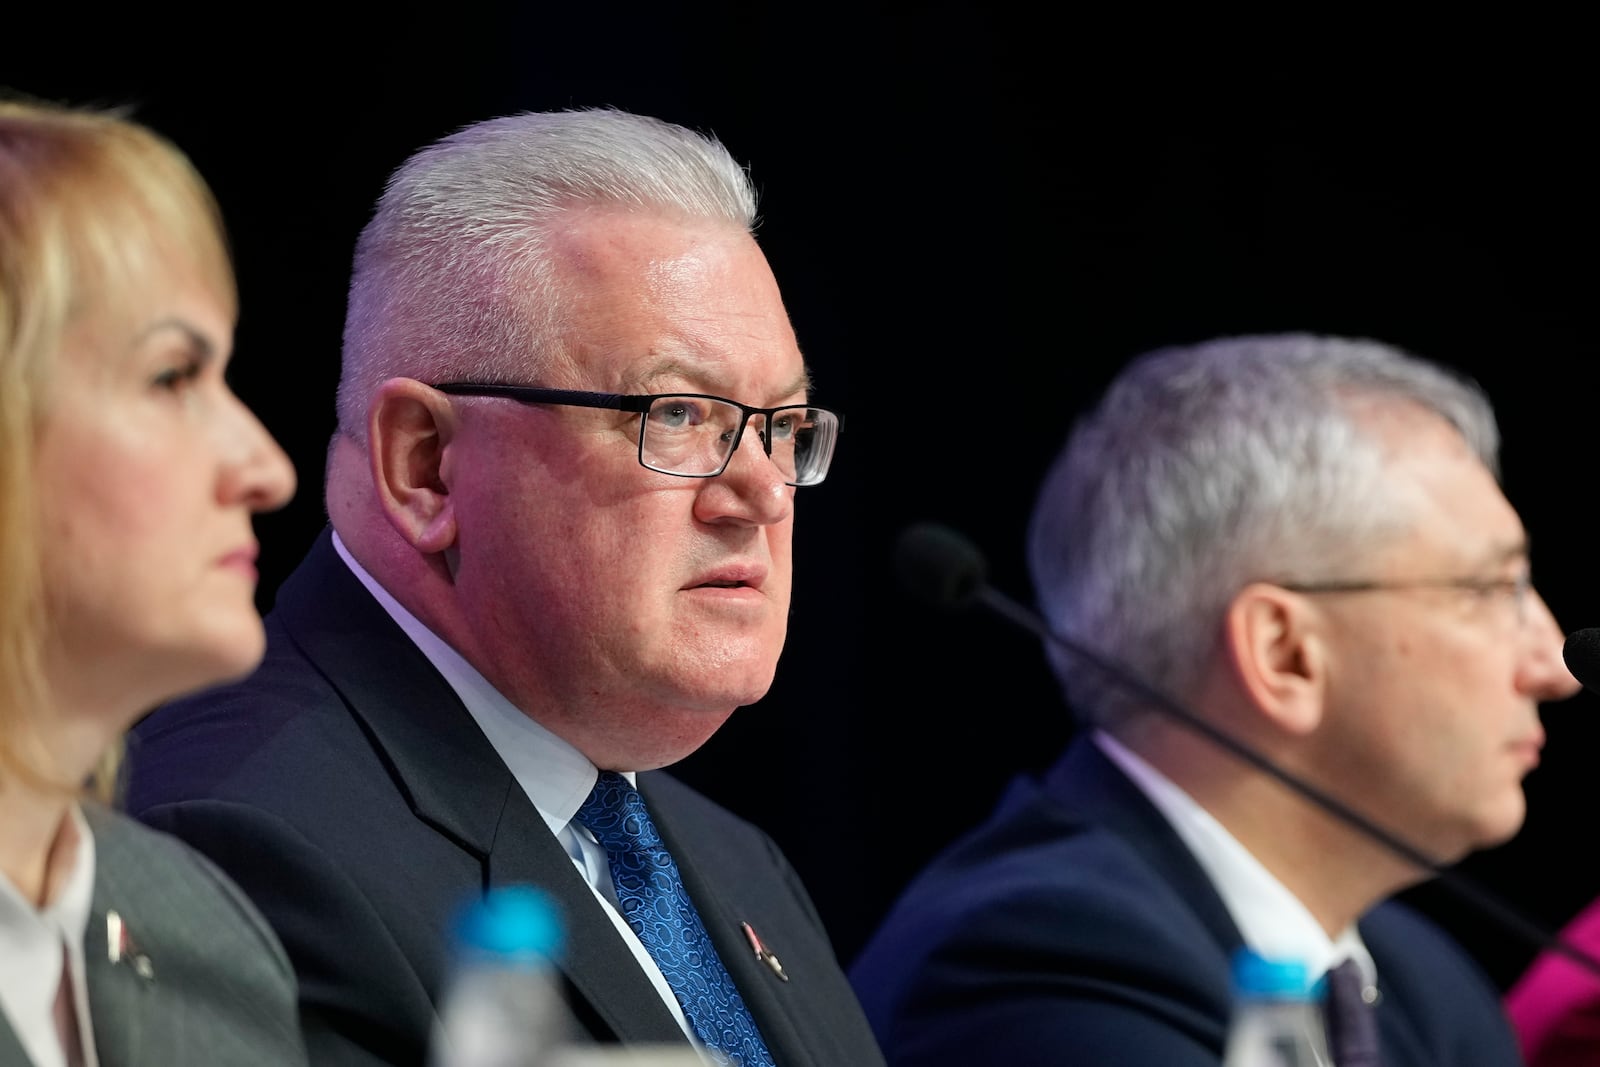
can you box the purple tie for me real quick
[1323,958,1382,1067]
[578,771,775,1067]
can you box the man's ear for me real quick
[1223,582,1327,737]
[368,378,458,554]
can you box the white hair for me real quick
[336,107,759,440]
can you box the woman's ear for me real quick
[367,378,458,554]
[1223,582,1327,737]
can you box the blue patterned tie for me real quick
[578,771,776,1067]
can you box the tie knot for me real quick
[1327,956,1359,984]
[1325,957,1379,1006]
[578,771,665,853]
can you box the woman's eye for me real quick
[152,358,204,392]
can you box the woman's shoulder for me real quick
[81,800,286,961]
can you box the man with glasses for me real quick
[850,333,1579,1066]
[124,107,883,1067]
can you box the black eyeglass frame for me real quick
[431,382,842,486]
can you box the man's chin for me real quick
[1455,799,1528,858]
[669,650,779,708]
[1478,812,1529,853]
[613,708,740,771]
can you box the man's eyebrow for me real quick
[627,360,815,402]
[778,369,814,400]
[1480,537,1532,569]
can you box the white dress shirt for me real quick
[332,533,694,1039]
[1094,729,1379,997]
[0,803,100,1067]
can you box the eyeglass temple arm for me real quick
[433,383,652,413]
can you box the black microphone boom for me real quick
[893,521,1600,981]
[892,521,988,610]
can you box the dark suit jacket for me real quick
[124,528,884,1067]
[0,804,307,1067]
[848,738,1523,1066]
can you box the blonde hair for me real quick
[0,92,236,800]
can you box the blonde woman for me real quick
[0,93,308,1066]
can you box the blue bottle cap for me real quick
[1230,947,1313,999]
[453,886,565,964]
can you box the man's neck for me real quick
[1106,727,1424,937]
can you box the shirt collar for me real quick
[1093,729,1377,987]
[330,531,628,835]
[0,803,97,1067]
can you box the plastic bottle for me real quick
[1220,948,1332,1067]
[429,885,573,1067]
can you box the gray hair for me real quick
[1025,332,1500,729]
[336,107,759,440]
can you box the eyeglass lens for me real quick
[643,396,833,482]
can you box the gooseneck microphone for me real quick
[895,521,1600,980]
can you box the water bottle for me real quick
[430,885,573,1067]
[1220,948,1332,1067]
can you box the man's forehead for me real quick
[550,205,744,258]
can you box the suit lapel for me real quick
[1360,914,1443,1067]
[275,530,689,1048]
[0,1016,33,1066]
[84,911,146,1067]
[1047,739,1452,1065]
[485,807,689,1045]
[1370,986,1431,1067]
[274,532,507,854]
[640,773,817,1067]
[1041,737,1246,961]
[83,819,155,1067]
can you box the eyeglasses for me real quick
[432,383,842,486]
[1279,573,1533,626]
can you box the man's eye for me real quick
[652,398,713,431]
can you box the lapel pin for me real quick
[106,910,155,981]
[740,921,788,982]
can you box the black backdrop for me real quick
[8,7,1599,996]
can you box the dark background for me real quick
[8,7,1598,997]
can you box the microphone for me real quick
[895,520,1600,980]
[1563,627,1600,692]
